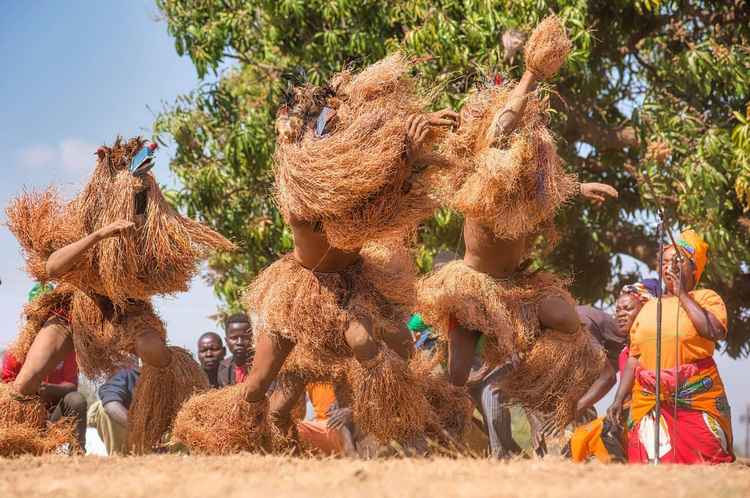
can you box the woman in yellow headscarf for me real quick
[606,229,734,464]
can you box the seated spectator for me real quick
[2,348,86,452]
[565,283,654,463]
[218,313,254,387]
[197,332,225,388]
[297,382,356,456]
[87,367,140,455]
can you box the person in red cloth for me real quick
[607,230,734,464]
[217,313,254,386]
[2,342,86,451]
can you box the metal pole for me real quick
[654,220,664,464]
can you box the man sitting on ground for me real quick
[197,332,225,388]
[2,346,86,452]
[218,313,254,387]
[87,366,139,455]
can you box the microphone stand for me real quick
[640,172,683,465]
[654,218,664,464]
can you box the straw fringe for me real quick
[9,284,75,363]
[347,347,432,443]
[498,325,605,428]
[274,54,443,250]
[524,15,572,80]
[5,188,80,282]
[244,241,415,382]
[128,346,209,454]
[0,384,77,457]
[409,354,474,444]
[440,84,577,240]
[172,385,272,455]
[6,137,234,304]
[68,292,166,379]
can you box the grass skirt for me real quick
[128,346,209,454]
[172,385,273,455]
[418,260,604,426]
[0,384,77,457]
[10,288,167,380]
[244,242,414,381]
[346,347,433,443]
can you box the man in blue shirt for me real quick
[87,367,140,455]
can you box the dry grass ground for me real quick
[0,455,748,498]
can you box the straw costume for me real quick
[173,55,469,455]
[0,383,77,457]
[418,17,605,428]
[3,137,234,454]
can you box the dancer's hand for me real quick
[327,407,353,430]
[405,114,430,160]
[428,108,460,129]
[580,182,618,205]
[96,220,135,240]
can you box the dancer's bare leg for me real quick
[268,374,306,433]
[135,329,171,368]
[344,316,379,362]
[14,319,73,395]
[379,323,415,360]
[244,333,295,402]
[447,323,480,386]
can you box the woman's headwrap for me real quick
[675,228,709,283]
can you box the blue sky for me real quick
[0,0,220,353]
[0,1,748,453]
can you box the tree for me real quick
[153,0,750,357]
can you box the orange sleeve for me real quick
[695,289,728,332]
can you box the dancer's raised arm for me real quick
[45,220,134,279]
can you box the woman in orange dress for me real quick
[606,230,734,464]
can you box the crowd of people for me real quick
[0,16,734,465]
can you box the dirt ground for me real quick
[1,455,748,498]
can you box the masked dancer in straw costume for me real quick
[1,138,235,454]
[418,16,617,430]
[173,54,475,455]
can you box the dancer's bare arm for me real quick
[490,70,538,144]
[45,220,134,278]
[580,182,619,205]
[38,381,76,405]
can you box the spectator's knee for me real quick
[64,391,87,414]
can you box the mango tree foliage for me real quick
[154,0,750,356]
